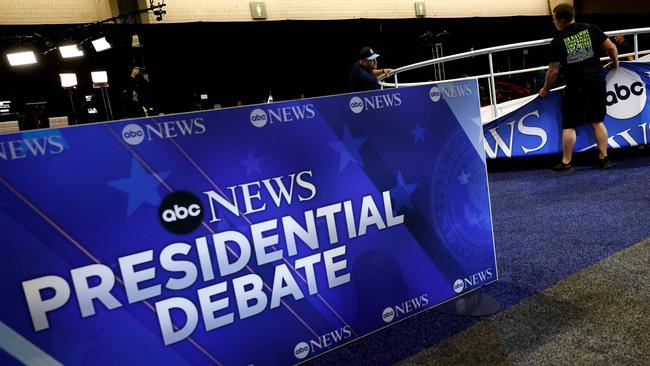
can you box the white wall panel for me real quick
[162,0,551,23]
[0,0,115,25]
[0,0,554,25]
[548,0,573,13]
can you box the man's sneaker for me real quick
[551,161,575,172]
[598,156,613,169]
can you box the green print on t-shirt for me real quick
[563,29,593,64]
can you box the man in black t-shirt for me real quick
[539,3,619,171]
[349,47,392,92]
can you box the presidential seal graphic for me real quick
[430,130,493,266]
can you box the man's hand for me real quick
[539,88,549,98]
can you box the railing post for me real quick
[634,33,639,60]
[488,52,498,118]
[394,73,399,88]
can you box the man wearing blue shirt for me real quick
[349,47,391,92]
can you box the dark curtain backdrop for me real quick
[1,13,648,123]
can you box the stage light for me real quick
[59,73,78,124]
[91,71,108,85]
[6,51,37,66]
[153,8,166,21]
[149,0,167,21]
[91,37,111,52]
[59,44,84,59]
[91,70,113,121]
[131,35,141,48]
[59,73,78,88]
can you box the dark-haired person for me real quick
[123,66,155,118]
[539,3,618,172]
[348,47,392,92]
[613,35,634,61]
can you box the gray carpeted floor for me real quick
[397,237,650,365]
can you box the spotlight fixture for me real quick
[91,71,108,85]
[131,34,141,48]
[149,0,166,21]
[91,70,113,120]
[6,51,38,66]
[59,44,84,59]
[91,37,111,52]
[59,73,78,88]
[59,73,78,124]
[153,8,166,21]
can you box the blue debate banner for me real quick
[484,62,650,158]
[0,81,496,365]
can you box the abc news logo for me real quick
[249,109,268,128]
[429,83,473,103]
[122,117,207,146]
[121,119,207,146]
[381,294,429,323]
[453,279,465,293]
[429,86,442,102]
[381,306,396,323]
[158,191,203,234]
[605,68,646,120]
[249,104,316,128]
[122,124,145,145]
[607,82,643,105]
[293,326,353,360]
[453,268,494,294]
[348,93,402,114]
[293,342,310,360]
[349,97,364,113]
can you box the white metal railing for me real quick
[378,27,650,121]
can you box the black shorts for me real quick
[561,78,607,129]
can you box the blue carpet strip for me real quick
[308,150,650,365]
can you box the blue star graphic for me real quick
[411,123,426,143]
[107,158,170,217]
[390,171,418,212]
[241,151,263,176]
[457,169,470,185]
[329,126,367,172]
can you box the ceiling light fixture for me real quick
[6,51,38,66]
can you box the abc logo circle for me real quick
[429,86,442,102]
[382,307,395,323]
[122,124,145,145]
[606,68,646,119]
[349,97,364,114]
[250,109,268,128]
[293,342,310,360]
[453,279,465,294]
[158,192,203,234]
